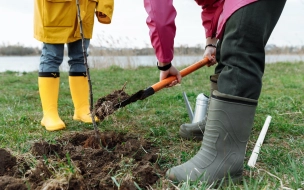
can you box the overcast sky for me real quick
[0,0,303,48]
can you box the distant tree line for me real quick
[88,44,205,56]
[0,44,41,56]
[265,44,304,54]
[89,44,304,56]
[1,43,303,56]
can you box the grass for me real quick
[0,61,304,189]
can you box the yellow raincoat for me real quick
[34,0,114,44]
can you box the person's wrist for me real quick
[205,44,217,49]
[157,62,172,71]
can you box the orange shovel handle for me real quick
[151,57,210,92]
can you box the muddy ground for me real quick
[0,131,171,190]
[0,88,173,190]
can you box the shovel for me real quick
[114,57,211,109]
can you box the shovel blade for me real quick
[114,87,155,109]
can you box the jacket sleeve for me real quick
[96,0,114,24]
[195,0,223,38]
[144,0,176,63]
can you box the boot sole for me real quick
[179,129,203,141]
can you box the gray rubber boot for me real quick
[167,90,257,184]
[179,74,219,140]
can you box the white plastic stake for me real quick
[247,115,272,168]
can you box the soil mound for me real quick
[0,131,166,190]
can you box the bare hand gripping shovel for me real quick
[114,57,211,109]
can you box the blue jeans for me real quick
[39,39,90,73]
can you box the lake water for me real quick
[0,54,303,73]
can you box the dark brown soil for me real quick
[0,131,166,190]
[94,88,131,121]
[0,88,173,190]
[86,86,133,150]
[93,84,148,122]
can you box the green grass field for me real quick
[0,61,303,189]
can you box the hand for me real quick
[159,63,182,87]
[203,46,217,66]
[204,37,218,66]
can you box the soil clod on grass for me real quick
[0,149,16,176]
[0,131,166,190]
[83,130,102,149]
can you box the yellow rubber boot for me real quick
[69,75,99,123]
[39,76,66,131]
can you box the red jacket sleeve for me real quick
[195,0,224,38]
[144,0,176,63]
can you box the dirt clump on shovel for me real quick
[0,131,168,190]
[82,84,132,149]
[93,84,131,121]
